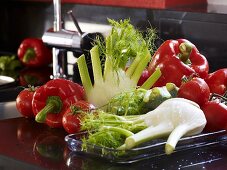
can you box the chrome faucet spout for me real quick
[42,2,104,79]
[52,0,66,79]
[53,0,62,32]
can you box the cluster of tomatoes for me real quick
[15,84,94,134]
[177,68,227,132]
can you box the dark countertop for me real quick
[0,109,227,170]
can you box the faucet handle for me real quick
[67,10,83,36]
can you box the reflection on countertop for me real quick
[0,117,226,169]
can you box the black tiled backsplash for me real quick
[0,2,226,72]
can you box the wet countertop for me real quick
[0,104,227,170]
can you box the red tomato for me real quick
[205,68,227,95]
[202,99,227,132]
[177,77,210,106]
[16,87,37,118]
[62,100,95,134]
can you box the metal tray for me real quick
[65,130,227,164]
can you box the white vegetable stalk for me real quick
[77,45,161,107]
[122,98,207,154]
[77,19,160,108]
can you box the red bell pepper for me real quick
[205,68,227,95]
[32,78,84,128]
[148,39,209,87]
[17,38,52,67]
[202,93,227,132]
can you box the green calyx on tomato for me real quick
[69,105,82,114]
[27,84,37,92]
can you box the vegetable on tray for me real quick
[81,98,207,155]
[77,19,160,108]
[148,39,209,87]
[106,82,178,115]
[32,78,84,128]
[17,38,52,68]
[13,19,226,158]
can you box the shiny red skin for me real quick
[177,77,210,106]
[137,68,151,86]
[62,100,95,134]
[17,38,52,67]
[205,68,227,95]
[32,79,85,128]
[148,39,209,87]
[202,100,227,132]
[16,88,36,118]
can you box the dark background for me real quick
[0,1,227,72]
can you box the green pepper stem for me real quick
[23,48,36,63]
[179,42,192,63]
[35,96,62,123]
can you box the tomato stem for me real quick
[70,105,80,114]
[210,93,227,105]
[28,85,37,92]
[35,96,63,123]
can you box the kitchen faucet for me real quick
[42,0,103,79]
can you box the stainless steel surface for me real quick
[52,0,66,78]
[53,0,62,32]
[42,30,81,49]
[0,101,20,119]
